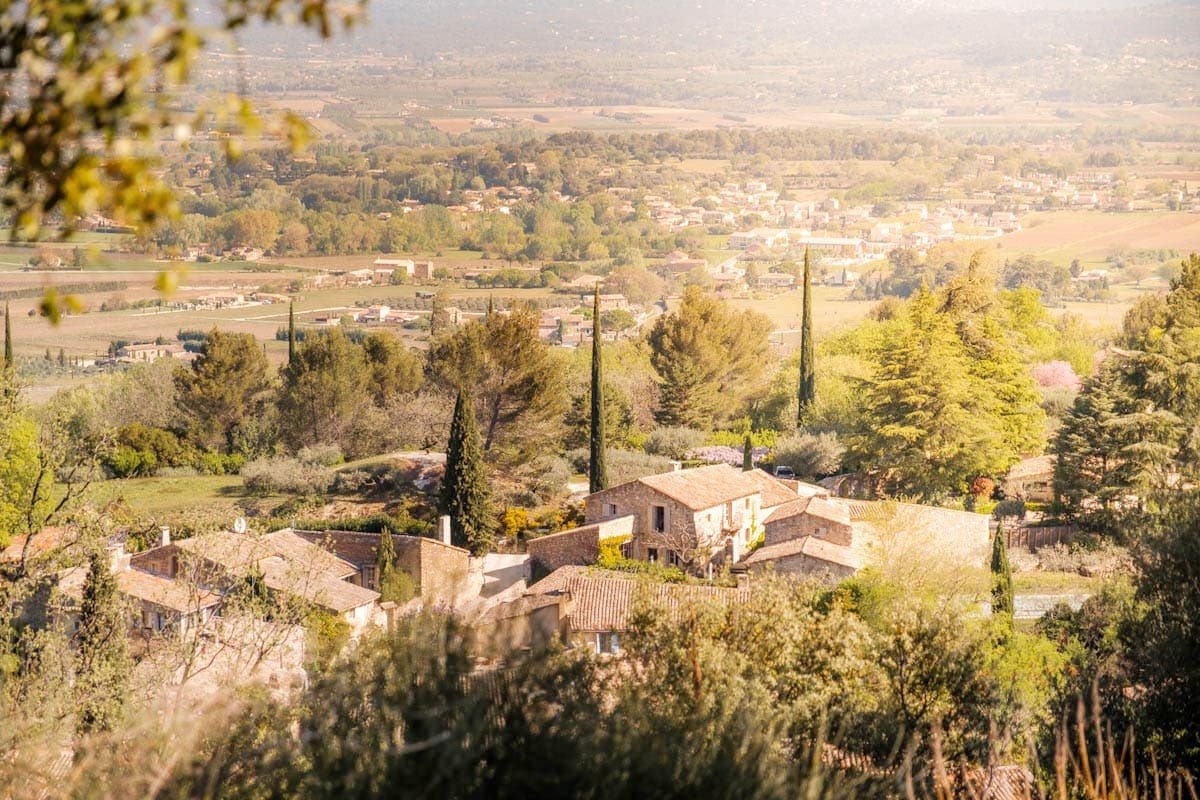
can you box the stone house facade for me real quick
[526,515,635,580]
[583,464,769,571]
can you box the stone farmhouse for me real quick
[474,565,750,656]
[530,464,988,581]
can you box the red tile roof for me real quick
[739,536,865,570]
[633,464,762,510]
[526,566,750,632]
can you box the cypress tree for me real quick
[376,528,396,590]
[742,432,753,471]
[991,523,1014,619]
[589,286,608,493]
[487,294,495,317]
[797,247,815,426]
[287,301,296,364]
[3,301,12,368]
[75,550,130,734]
[440,390,493,554]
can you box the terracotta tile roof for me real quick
[57,566,222,613]
[739,536,865,570]
[741,470,803,509]
[257,556,378,613]
[764,495,850,526]
[175,529,358,580]
[965,765,1036,800]
[633,464,762,510]
[475,593,565,625]
[526,566,749,632]
[0,527,73,564]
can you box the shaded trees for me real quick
[278,329,370,456]
[74,550,131,734]
[176,329,275,455]
[430,305,567,462]
[648,287,771,429]
[439,390,493,554]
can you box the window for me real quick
[595,632,621,654]
[647,547,659,563]
[652,505,666,533]
[363,565,376,589]
[607,503,618,516]
[667,551,682,567]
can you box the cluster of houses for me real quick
[2,463,993,698]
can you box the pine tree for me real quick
[797,247,815,426]
[287,300,296,365]
[440,390,493,554]
[742,432,753,471]
[589,286,608,493]
[376,528,396,589]
[991,524,1014,620]
[3,302,12,369]
[75,550,130,734]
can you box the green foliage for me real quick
[439,390,494,554]
[430,304,567,462]
[1055,257,1200,530]
[644,426,707,460]
[798,248,815,424]
[648,287,772,429]
[589,287,608,493]
[1124,490,1200,770]
[74,550,131,734]
[769,431,845,479]
[176,329,275,455]
[361,330,423,406]
[991,528,1014,619]
[304,610,352,670]
[850,290,1014,499]
[278,328,371,457]
[0,412,47,547]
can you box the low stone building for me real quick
[526,515,635,580]
[1004,455,1056,503]
[518,566,751,654]
[293,527,471,606]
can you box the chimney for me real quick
[438,515,452,546]
[109,542,131,574]
[159,526,171,548]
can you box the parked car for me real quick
[773,465,795,479]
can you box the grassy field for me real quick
[1013,570,1101,595]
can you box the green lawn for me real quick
[1012,570,1100,594]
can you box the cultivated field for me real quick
[1001,210,1200,265]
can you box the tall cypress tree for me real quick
[75,550,130,734]
[991,524,1014,619]
[287,300,296,365]
[440,390,493,554]
[376,528,396,589]
[797,247,815,426]
[3,301,12,368]
[589,286,608,493]
[487,294,495,317]
[742,432,754,471]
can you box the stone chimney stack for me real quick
[438,515,452,546]
[109,541,131,574]
[159,526,171,548]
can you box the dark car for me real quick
[773,465,796,479]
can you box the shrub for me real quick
[156,466,200,478]
[242,457,334,495]
[196,451,245,476]
[500,508,530,539]
[565,448,671,485]
[509,456,572,506]
[644,426,706,460]
[769,431,845,478]
[1032,360,1082,391]
[378,570,417,604]
[993,499,1027,520]
[107,446,156,478]
[297,444,344,467]
[332,469,374,495]
[287,512,434,539]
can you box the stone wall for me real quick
[527,516,634,580]
[764,514,852,547]
[745,552,856,582]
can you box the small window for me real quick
[667,551,682,567]
[607,503,618,516]
[652,505,666,533]
[647,547,659,563]
[595,632,621,654]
